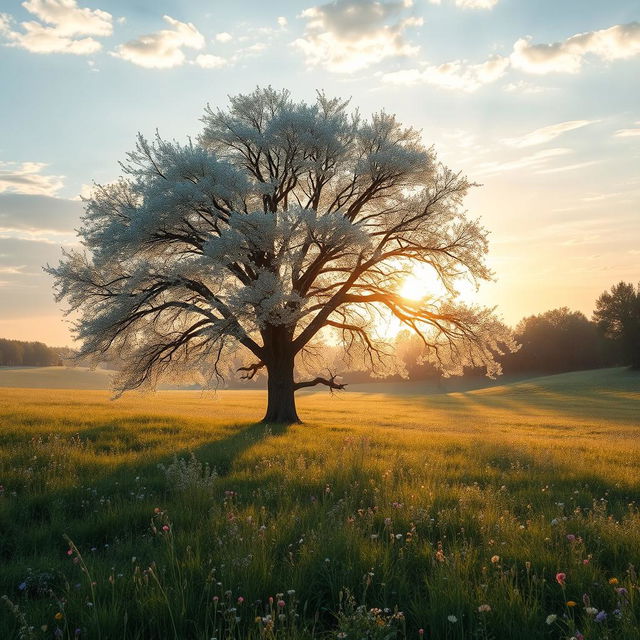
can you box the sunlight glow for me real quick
[398,265,448,301]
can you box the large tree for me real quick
[48,88,515,422]
[593,281,640,369]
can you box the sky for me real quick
[0,0,638,346]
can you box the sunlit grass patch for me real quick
[0,368,639,639]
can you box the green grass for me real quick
[0,367,638,639]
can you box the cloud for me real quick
[277,17,288,28]
[112,15,204,68]
[194,54,228,69]
[293,0,422,73]
[454,0,498,8]
[427,0,498,7]
[503,120,597,148]
[0,193,83,233]
[0,162,65,197]
[614,122,640,138]
[511,22,640,74]
[473,147,571,176]
[383,54,508,91]
[215,31,232,43]
[0,0,112,55]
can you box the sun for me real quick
[398,265,448,301]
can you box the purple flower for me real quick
[17,582,27,591]
[595,610,607,623]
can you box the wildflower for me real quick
[616,587,629,597]
[418,629,424,637]
[555,572,566,586]
[490,555,500,564]
[67,549,73,556]
[212,596,219,603]
[478,604,491,612]
[18,582,26,591]
[54,612,64,621]
[595,610,607,622]
[582,594,590,607]
[337,634,347,639]
[608,577,618,585]
[287,590,295,595]
[384,517,392,526]
[582,559,589,565]
[585,607,598,615]
[255,617,262,623]
[551,518,559,526]
[447,615,457,623]
[546,614,557,625]
[566,534,576,542]
[277,600,285,608]
[162,525,170,532]
[237,597,244,604]
[566,601,577,607]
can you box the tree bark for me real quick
[263,356,299,423]
[261,325,300,424]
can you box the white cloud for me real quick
[503,120,597,148]
[473,147,571,176]
[277,16,288,27]
[0,162,64,196]
[455,0,498,8]
[0,0,112,55]
[215,31,232,43]
[383,54,508,91]
[503,79,545,94]
[112,15,204,69]
[511,22,640,74]
[427,0,498,7]
[0,193,83,233]
[293,0,422,73]
[614,122,640,138]
[534,160,600,175]
[195,53,228,69]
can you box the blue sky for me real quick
[0,0,638,344]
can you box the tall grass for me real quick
[0,368,638,639]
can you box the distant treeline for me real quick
[397,281,640,380]
[0,338,65,367]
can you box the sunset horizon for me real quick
[1,0,638,346]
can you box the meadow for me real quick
[0,368,638,639]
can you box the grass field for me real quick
[0,368,639,639]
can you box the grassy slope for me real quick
[0,368,638,639]
[0,366,114,390]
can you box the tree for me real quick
[593,281,640,369]
[503,308,607,374]
[47,87,515,423]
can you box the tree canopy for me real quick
[593,281,640,369]
[47,87,515,422]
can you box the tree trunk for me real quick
[263,357,299,423]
